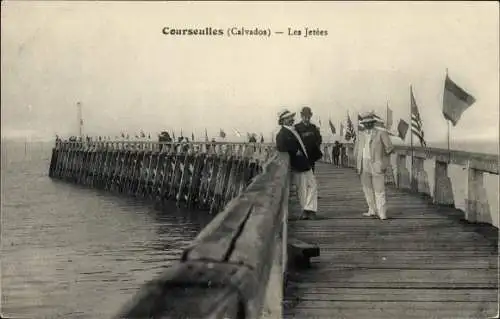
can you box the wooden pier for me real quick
[48,140,498,318]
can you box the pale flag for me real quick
[233,129,242,137]
[386,104,393,130]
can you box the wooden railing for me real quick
[114,152,291,319]
[49,141,274,213]
[322,143,499,227]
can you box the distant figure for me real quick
[332,141,341,166]
[354,111,394,220]
[158,131,172,151]
[340,143,347,167]
[294,107,322,173]
[159,131,172,142]
[276,109,318,220]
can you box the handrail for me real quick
[321,143,499,175]
[115,152,291,319]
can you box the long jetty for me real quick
[48,140,499,318]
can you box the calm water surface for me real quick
[1,141,212,318]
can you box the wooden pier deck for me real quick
[285,163,498,319]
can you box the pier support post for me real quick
[465,162,491,224]
[413,155,431,198]
[433,159,455,207]
[396,154,410,190]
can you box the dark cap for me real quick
[300,107,313,116]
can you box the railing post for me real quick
[413,155,431,198]
[465,161,491,224]
[433,159,455,207]
[396,154,410,190]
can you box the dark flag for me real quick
[410,86,426,147]
[443,74,476,126]
[205,128,209,142]
[397,119,409,140]
[140,130,145,138]
[192,132,195,141]
[219,129,226,138]
[345,114,356,141]
[260,133,264,143]
[328,119,336,135]
[121,132,125,138]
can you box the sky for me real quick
[1,1,499,147]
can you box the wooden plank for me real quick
[285,288,498,302]
[283,302,497,319]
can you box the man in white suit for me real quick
[354,111,394,220]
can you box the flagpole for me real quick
[410,85,415,190]
[445,67,451,162]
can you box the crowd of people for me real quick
[276,106,394,221]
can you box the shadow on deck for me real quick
[285,163,499,319]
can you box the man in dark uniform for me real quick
[276,109,318,220]
[294,107,323,172]
[332,141,341,166]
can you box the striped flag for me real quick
[443,74,476,126]
[345,114,356,141]
[397,119,409,140]
[328,119,336,135]
[410,86,426,147]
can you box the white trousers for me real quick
[360,171,387,219]
[292,169,318,212]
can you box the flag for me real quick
[140,130,145,138]
[443,74,476,126]
[386,104,393,130]
[121,132,125,138]
[328,119,336,135]
[192,132,195,141]
[345,114,356,141]
[260,133,264,143]
[219,129,226,138]
[205,128,209,142]
[172,131,176,140]
[397,119,409,140]
[410,86,426,147]
[357,114,364,131]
